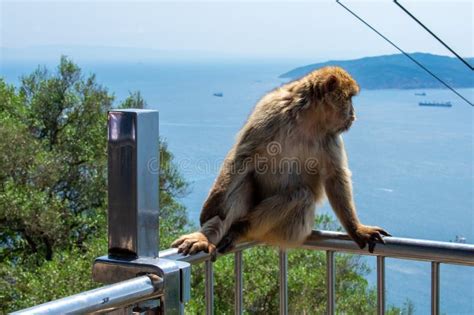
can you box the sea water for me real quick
[2,60,473,314]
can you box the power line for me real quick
[336,0,473,107]
[394,0,473,71]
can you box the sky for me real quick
[0,0,473,62]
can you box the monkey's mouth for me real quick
[338,118,354,133]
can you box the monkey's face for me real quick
[321,87,358,134]
[335,95,356,133]
[315,67,359,134]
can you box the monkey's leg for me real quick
[171,216,225,256]
[246,187,316,246]
[171,214,247,259]
[170,230,216,256]
[172,175,255,257]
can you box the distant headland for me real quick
[280,53,474,90]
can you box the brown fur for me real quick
[172,66,390,257]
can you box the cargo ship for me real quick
[419,101,452,107]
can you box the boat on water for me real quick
[419,101,452,107]
[213,92,223,97]
[450,235,467,244]
[414,92,426,96]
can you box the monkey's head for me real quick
[307,67,360,134]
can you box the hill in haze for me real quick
[280,53,474,90]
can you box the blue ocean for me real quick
[2,60,473,314]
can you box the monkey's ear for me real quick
[311,73,340,100]
[324,74,339,93]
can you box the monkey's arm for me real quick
[324,138,390,252]
[325,168,390,252]
[324,167,359,232]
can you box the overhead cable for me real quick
[394,0,473,71]
[336,0,473,107]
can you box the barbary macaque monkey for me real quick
[172,66,390,258]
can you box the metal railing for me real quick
[158,230,474,315]
[12,109,474,315]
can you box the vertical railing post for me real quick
[235,251,243,315]
[107,109,159,258]
[326,251,335,315]
[93,109,190,315]
[205,260,214,315]
[377,256,385,315]
[279,249,288,315]
[431,262,440,315]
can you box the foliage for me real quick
[0,57,112,264]
[0,57,411,314]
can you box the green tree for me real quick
[1,57,112,263]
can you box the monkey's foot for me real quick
[171,232,217,257]
[352,225,391,253]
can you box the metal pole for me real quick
[94,109,191,315]
[377,256,385,315]
[205,260,214,315]
[431,262,440,315]
[326,251,335,315]
[11,276,160,315]
[107,109,160,259]
[279,249,288,315]
[234,251,243,315]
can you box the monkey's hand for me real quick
[351,225,391,253]
[171,232,217,258]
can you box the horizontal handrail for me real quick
[160,230,474,266]
[304,230,474,265]
[11,275,162,315]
